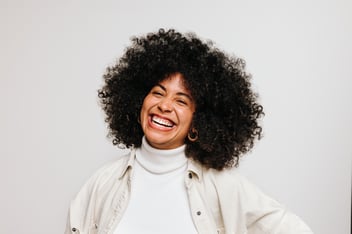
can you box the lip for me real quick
[148,114,176,130]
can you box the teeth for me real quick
[152,116,174,127]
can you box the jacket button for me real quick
[72,227,77,232]
[188,173,192,179]
[197,211,201,215]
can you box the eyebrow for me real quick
[156,84,193,101]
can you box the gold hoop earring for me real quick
[188,128,198,142]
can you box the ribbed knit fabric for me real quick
[113,137,198,234]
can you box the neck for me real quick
[135,137,187,174]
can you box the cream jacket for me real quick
[65,150,313,234]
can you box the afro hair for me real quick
[98,28,264,170]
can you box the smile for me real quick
[151,115,174,128]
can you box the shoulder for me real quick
[66,151,133,233]
[73,151,132,199]
[202,166,277,207]
[203,166,246,188]
[86,152,132,190]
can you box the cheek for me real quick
[140,97,153,122]
[139,100,147,122]
[141,95,153,109]
[181,111,194,128]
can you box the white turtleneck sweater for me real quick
[113,137,198,234]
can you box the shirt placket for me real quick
[185,171,218,234]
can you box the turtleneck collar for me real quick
[135,136,188,174]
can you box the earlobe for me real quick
[188,128,198,142]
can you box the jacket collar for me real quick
[118,148,136,179]
[118,148,204,181]
[187,159,203,181]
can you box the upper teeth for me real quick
[152,116,173,127]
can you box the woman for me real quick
[65,29,313,234]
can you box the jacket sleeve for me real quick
[236,174,314,234]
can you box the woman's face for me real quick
[140,73,196,149]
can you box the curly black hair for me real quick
[98,28,264,170]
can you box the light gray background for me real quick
[1,0,351,233]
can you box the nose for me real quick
[158,98,173,112]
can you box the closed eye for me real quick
[177,99,187,105]
[152,91,163,96]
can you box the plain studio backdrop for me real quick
[1,0,351,233]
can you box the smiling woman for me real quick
[65,29,313,234]
[140,74,196,150]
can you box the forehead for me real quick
[158,73,190,92]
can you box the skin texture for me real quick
[98,29,264,170]
[140,74,195,149]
